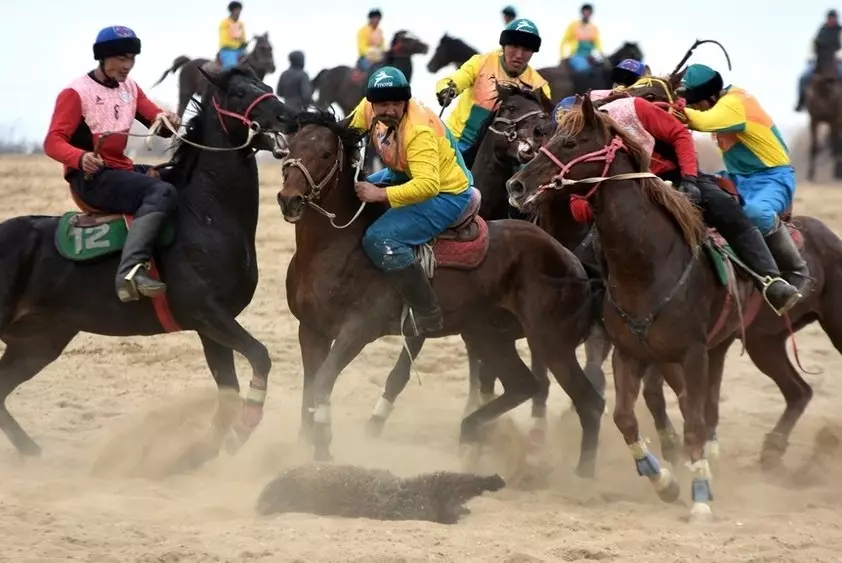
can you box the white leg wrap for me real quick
[704,440,721,460]
[313,403,331,424]
[372,397,394,419]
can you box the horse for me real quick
[0,67,290,465]
[805,41,842,181]
[426,34,479,74]
[607,73,842,474]
[152,33,277,117]
[507,95,767,521]
[537,42,644,105]
[277,109,605,476]
[311,31,429,117]
[364,84,610,445]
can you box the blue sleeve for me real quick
[366,167,396,185]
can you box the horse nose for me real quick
[277,192,304,220]
[507,178,526,198]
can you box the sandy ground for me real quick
[2,154,842,563]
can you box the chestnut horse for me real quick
[277,110,604,475]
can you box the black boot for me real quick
[765,222,811,304]
[115,212,168,302]
[384,261,443,337]
[729,227,802,316]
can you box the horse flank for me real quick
[557,107,706,253]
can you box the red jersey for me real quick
[599,96,698,178]
[43,72,165,179]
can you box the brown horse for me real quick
[507,96,762,521]
[152,33,277,117]
[364,85,610,444]
[537,43,643,105]
[610,73,842,474]
[277,110,605,475]
[311,31,429,117]
[805,42,842,181]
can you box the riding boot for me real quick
[764,222,812,304]
[795,91,806,112]
[384,261,443,337]
[728,227,803,316]
[115,211,168,302]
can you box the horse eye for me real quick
[322,151,331,159]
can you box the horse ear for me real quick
[581,94,597,124]
[338,116,352,128]
[669,67,687,90]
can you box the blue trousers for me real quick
[362,190,473,271]
[567,54,592,73]
[799,60,842,97]
[219,48,245,69]
[727,166,795,235]
[357,56,372,72]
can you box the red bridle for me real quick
[211,91,276,134]
[536,136,627,222]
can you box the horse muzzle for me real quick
[506,178,527,210]
[517,140,537,163]
[278,192,305,223]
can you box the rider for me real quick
[219,1,247,70]
[679,63,809,313]
[796,9,842,111]
[550,59,647,126]
[502,6,517,25]
[43,26,181,303]
[591,92,803,315]
[434,18,551,168]
[276,51,313,112]
[560,4,603,71]
[356,9,386,78]
[348,66,473,336]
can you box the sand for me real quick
[2,154,842,562]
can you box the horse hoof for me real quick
[365,416,386,438]
[689,502,714,523]
[657,476,681,503]
[574,462,596,480]
[313,447,333,462]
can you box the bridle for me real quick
[281,129,368,229]
[488,108,546,142]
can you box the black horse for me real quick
[0,67,291,462]
[426,34,480,74]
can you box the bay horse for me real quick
[366,85,611,445]
[0,67,290,464]
[311,31,429,117]
[805,41,842,181]
[610,73,842,474]
[152,33,277,117]
[507,95,758,521]
[277,109,605,476]
[537,42,644,105]
[426,34,479,74]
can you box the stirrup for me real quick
[117,262,155,302]
[759,275,802,317]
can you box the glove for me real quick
[678,176,702,205]
[436,82,457,108]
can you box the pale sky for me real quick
[1,0,830,142]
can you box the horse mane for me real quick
[557,107,705,252]
[288,109,367,153]
[493,81,554,114]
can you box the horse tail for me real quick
[0,218,39,332]
[152,56,192,87]
[311,69,328,91]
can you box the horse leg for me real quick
[680,345,714,522]
[192,307,272,450]
[527,357,550,449]
[808,118,818,183]
[298,323,332,444]
[541,346,605,478]
[464,337,485,416]
[366,336,425,437]
[703,336,734,470]
[612,349,680,503]
[0,330,77,456]
[641,366,682,467]
[310,328,370,461]
[745,330,813,473]
[583,323,610,400]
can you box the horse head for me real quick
[427,33,455,73]
[609,42,644,66]
[246,32,277,76]
[277,111,365,222]
[390,30,430,58]
[490,82,554,163]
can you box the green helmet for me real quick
[366,66,412,103]
[680,63,724,104]
[499,18,541,52]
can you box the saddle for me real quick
[436,187,482,242]
[70,213,125,228]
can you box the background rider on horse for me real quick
[218,1,247,70]
[43,26,181,302]
[560,3,603,73]
[354,9,386,83]
[795,9,842,112]
[435,18,551,168]
[680,63,810,314]
[348,66,473,337]
[502,6,516,25]
[551,58,648,124]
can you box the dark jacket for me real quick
[815,23,842,53]
[277,51,313,112]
